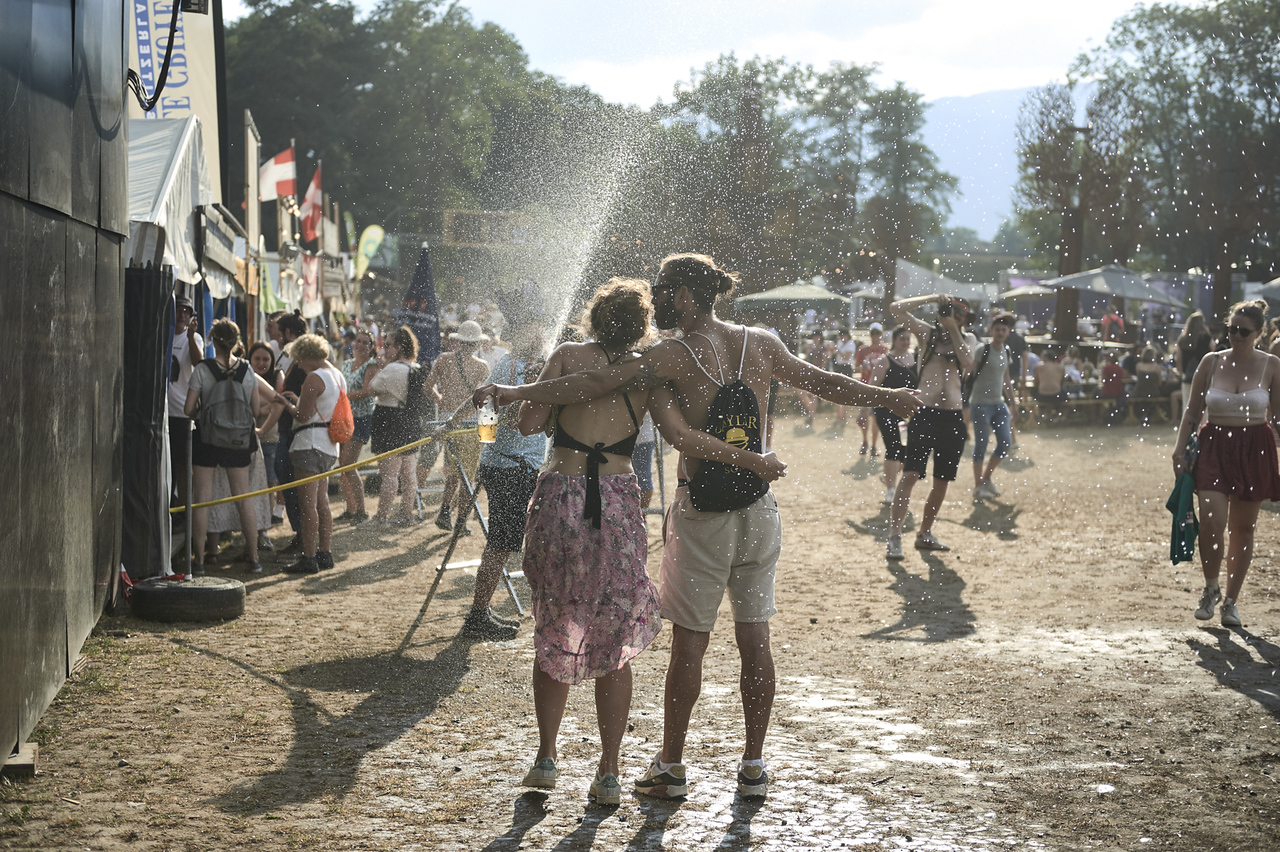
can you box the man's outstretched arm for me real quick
[768,336,921,418]
[473,343,677,409]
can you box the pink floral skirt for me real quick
[521,471,661,685]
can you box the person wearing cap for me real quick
[885,294,974,559]
[428,320,492,533]
[969,313,1018,501]
[853,323,887,455]
[168,294,204,513]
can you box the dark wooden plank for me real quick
[71,0,103,226]
[28,0,74,215]
[0,195,26,758]
[98,0,129,236]
[0,0,33,197]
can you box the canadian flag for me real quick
[258,146,296,201]
[298,164,322,243]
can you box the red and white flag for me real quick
[298,164,322,243]
[258,146,296,201]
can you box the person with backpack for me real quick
[969,312,1017,502]
[183,318,262,575]
[361,326,422,529]
[278,334,349,574]
[474,254,919,800]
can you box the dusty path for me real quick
[3,412,1279,851]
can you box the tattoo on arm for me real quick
[618,360,661,393]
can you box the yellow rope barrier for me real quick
[169,428,476,513]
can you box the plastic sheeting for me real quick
[126,116,212,284]
[121,266,175,579]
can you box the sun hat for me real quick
[449,320,489,343]
[868,322,884,332]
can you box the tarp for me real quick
[1042,265,1183,308]
[895,258,993,304]
[126,116,212,284]
[735,282,850,310]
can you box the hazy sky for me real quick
[225,0,1169,103]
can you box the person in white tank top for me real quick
[279,334,348,575]
[1173,299,1280,628]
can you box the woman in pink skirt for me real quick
[1174,299,1280,628]
[514,279,785,805]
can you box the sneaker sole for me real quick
[1194,610,1215,621]
[590,783,622,805]
[736,780,768,798]
[522,774,557,789]
[915,542,950,551]
[634,782,687,799]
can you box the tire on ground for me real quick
[129,576,246,623]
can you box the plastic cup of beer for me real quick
[477,399,499,443]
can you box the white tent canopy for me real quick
[126,116,213,287]
[895,258,993,304]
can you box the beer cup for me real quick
[477,398,499,443]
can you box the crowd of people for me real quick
[169,261,1280,809]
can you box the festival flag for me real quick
[355,224,385,282]
[298,163,322,242]
[394,242,442,365]
[258,146,296,201]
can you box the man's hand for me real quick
[884,388,922,419]
[472,383,522,409]
[751,452,788,482]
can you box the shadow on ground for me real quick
[864,552,975,642]
[1189,627,1280,719]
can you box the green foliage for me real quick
[1013,0,1280,301]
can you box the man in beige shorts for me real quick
[428,320,490,533]
[476,253,920,799]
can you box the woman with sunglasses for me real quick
[1173,299,1280,627]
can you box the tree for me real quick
[859,83,958,302]
[1073,0,1280,317]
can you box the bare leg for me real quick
[398,459,418,519]
[441,473,459,513]
[640,490,654,509]
[226,465,258,562]
[471,547,512,614]
[295,472,320,556]
[317,475,333,552]
[595,664,633,778]
[1224,497,1262,602]
[881,459,902,491]
[917,477,950,537]
[339,440,365,515]
[972,460,985,489]
[890,471,921,535]
[375,456,401,519]
[982,456,1005,484]
[532,662,571,762]
[1197,490,1228,585]
[661,624,711,764]
[869,413,880,452]
[190,466,214,566]
[735,621,775,762]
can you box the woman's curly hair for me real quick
[584,278,654,352]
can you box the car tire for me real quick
[129,576,246,623]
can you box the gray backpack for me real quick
[197,359,255,450]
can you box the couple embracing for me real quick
[476,253,920,804]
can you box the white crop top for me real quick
[1204,386,1269,426]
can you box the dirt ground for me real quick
[3,407,1279,851]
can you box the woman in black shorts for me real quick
[869,326,918,504]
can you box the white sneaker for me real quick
[1221,597,1241,627]
[973,485,987,503]
[884,487,895,505]
[1195,586,1221,621]
[914,531,951,551]
[983,480,1001,497]
[886,535,904,560]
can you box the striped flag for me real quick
[298,164,322,242]
[258,146,296,201]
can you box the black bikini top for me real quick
[552,344,641,528]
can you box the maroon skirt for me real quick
[1195,422,1280,501]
